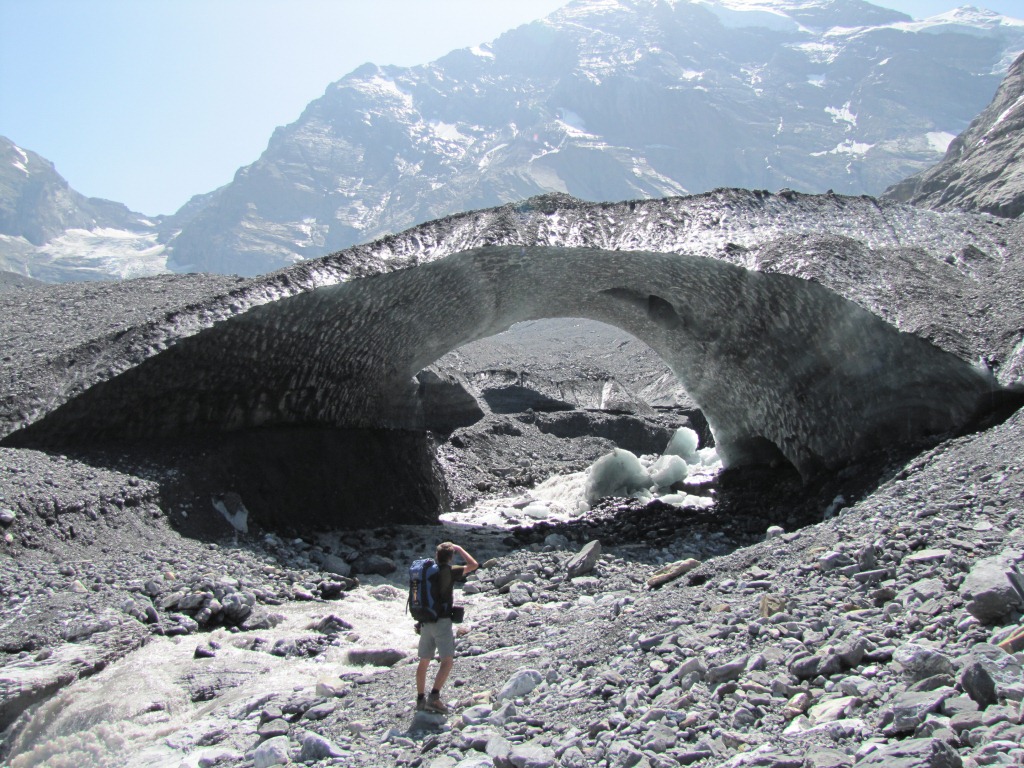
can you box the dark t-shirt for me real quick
[437,564,466,615]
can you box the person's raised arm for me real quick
[454,544,478,575]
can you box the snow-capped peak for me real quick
[692,0,806,31]
[928,6,1024,26]
[892,5,1024,32]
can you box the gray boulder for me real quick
[894,643,955,682]
[707,657,748,685]
[888,688,957,734]
[958,643,1024,708]
[253,736,291,768]
[790,652,843,680]
[300,732,345,761]
[566,540,602,578]
[508,741,556,768]
[509,581,535,607]
[853,737,961,767]
[315,614,354,634]
[345,648,407,667]
[352,553,397,576]
[803,747,853,768]
[321,553,352,577]
[959,556,1024,624]
[220,592,255,624]
[497,668,543,701]
[455,756,494,768]
[486,733,513,764]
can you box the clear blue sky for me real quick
[1,0,1020,216]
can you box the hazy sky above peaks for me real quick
[1,0,1021,216]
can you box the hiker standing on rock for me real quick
[415,541,477,713]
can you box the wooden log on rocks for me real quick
[646,558,701,589]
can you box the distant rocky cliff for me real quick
[884,50,1024,219]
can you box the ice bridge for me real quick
[2,246,998,527]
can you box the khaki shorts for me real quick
[418,618,455,659]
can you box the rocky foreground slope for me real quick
[0,384,1021,767]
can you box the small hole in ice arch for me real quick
[647,294,683,331]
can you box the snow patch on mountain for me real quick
[811,139,873,157]
[10,145,29,176]
[926,131,956,154]
[990,92,1024,131]
[872,7,1024,67]
[51,229,166,277]
[787,40,840,64]
[556,109,598,139]
[695,0,805,32]
[354,72,414,109]
[901,6,1024,34]
[825,102,857,127]
[429,120,473,144]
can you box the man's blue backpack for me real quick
[408,558,444,622]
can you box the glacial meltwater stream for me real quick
[6,587,422,767]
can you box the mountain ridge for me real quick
[0,137,169,281]
[3,0,1023,280]
[156,0,1024,274]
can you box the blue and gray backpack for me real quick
[408,558,447,622]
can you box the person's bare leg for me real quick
[416,658,431,695]
[432,655,454,693]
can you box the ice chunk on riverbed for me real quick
[664,427,700,461]
[212,493,249,533]
[584,448,652,505]
[514,436,719,523]
[523,502,552,519]
[648,454,689,489]
[658,492,715,510]
[697,447,720,465]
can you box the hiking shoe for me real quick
[425,694,448,714]
[416,697,427,712]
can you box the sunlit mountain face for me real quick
[162,0,1024,275]
[3,0,1023,279]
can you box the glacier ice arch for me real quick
[4,246,999,528]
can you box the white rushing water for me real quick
[6,589,417,768]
